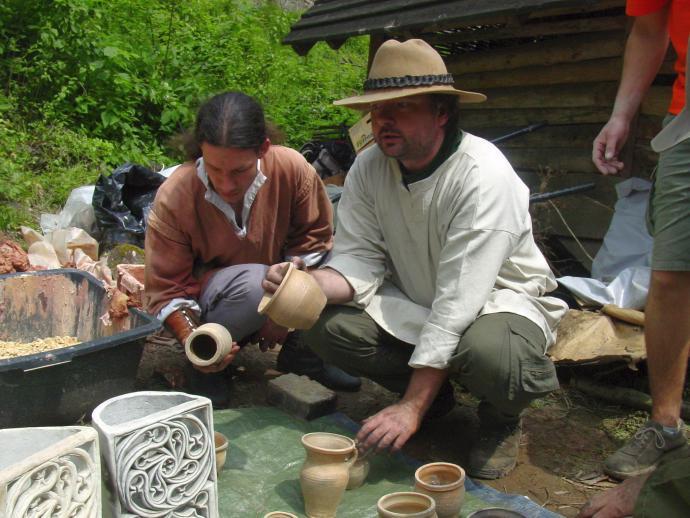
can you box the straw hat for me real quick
[334,39,486,110]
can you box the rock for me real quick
[267,373,336,420]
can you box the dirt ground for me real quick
[137,337,643,518]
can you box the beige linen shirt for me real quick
[326,132,568,369]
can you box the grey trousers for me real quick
[303,306,560,417]
[198,264,269,344]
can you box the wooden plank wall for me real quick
[420,2,674,271]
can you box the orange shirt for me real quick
[627,0,690,114]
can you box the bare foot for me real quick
[577,474,650,518]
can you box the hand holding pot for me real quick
[185,323,240,373]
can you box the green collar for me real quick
[400,124,463,185]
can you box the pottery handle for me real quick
[345,446,358,468]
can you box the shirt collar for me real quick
[196,157,267,238]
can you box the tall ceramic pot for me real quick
[300,432,357,518]
[92,391,217,518]
[0,426,101,517]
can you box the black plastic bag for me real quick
[92,163,166,250]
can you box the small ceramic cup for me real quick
[257,262,327,329]
[185,323,233,367]
[414,462,465,518]
[214,431,229,474]
[377,491,437,517]
[263,513,298,518]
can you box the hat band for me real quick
[363,74,454,90]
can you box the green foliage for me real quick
[0,0,368,231]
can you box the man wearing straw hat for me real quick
[264,39,568,479]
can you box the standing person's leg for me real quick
[449,313,559,479]
[604,134,690,479]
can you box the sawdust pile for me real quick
[0,336,80,360]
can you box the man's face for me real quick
[201,140,268,206]
[370,95,448,171]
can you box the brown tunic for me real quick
[144,145,333,315]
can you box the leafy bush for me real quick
[0,0,367,230]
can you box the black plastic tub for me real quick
[0,268,160,428]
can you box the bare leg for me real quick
[645,270,690,426]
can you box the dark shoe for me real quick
[423,381,456,421]
[188,368,231,408]
[604,420,687,480]
[468,403,522,479]
[277,334,361,392]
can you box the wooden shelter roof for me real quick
[283,0,621,55]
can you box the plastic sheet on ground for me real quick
[214,406,561,517]
[557,266,650,310]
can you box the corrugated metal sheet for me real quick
[283,0,607,54]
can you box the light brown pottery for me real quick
[214,431,229,474]
[300,432,357,518]
[346,455,370,489]
[413,462,465,518]
[377,492,437,517]
[257,262,327,329]
[264,512,299,518]
[185,323,233,367]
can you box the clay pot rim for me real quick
[414,462,465,491]
[377,491,436,517]
[185,323,233,367]
[214,431,229,453]
[257,262,296,315]
[301,431,356,454]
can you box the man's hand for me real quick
[194,343,241,374]
[263,257,306,294]
[252,318,290,352]
[577,474,648,518]
[592,117,630,175]
[356,401,423,454]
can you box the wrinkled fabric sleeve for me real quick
[325,159,387,307]
[284,162,334,259]
[144,205,201,316]
[410,185,519,369]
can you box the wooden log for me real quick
[480,82,619,109]
[480,124,602,148]
[501,147,599,174]
[570,377,690,421]
[459,106,614,129]
[447,32,626,74]
[455,56,675,90]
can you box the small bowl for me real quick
[264,513,298,518]
[257,262,327,329]
[214,431,229,474]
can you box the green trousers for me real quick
[303,306,559,417]
[634,446,690,517]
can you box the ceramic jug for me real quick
[300,432,357,518]
[414,462,465,517]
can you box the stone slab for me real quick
[267,373,337,420]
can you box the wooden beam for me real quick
[424,15,626,45]
[447,31,626,74]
